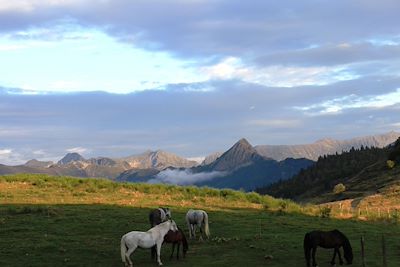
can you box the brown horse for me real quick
[304,229,353,267]
[163,226,189,260]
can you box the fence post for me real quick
[382,234,387,267]
[361,236,366,267]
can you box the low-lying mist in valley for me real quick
[149,169,227,185]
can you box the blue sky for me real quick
[0,25,204,93]
[0,0,400,164]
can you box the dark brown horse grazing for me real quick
[149,207,172,260]
[149,207,171,227]
[304,229,353,267]
[163,226,189,260]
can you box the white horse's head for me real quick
[169,219,178,232]
[164,208,171,219]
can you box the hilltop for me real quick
[258,137,400,204]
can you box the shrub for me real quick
[387,160,396,169]
[278,200,288,212]
[333,183,346,194]
[319,206,332,218]
[245,192,263,204]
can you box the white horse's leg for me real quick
[186,220,192,239]
[198,222,204,241]
[190,225,193,239]
[125,246,136,267]
[156,241,163,266]
[192,225,196,239]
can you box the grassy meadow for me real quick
[1,174,400,267]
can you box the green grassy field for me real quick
[1,174,400,267]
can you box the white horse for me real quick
[120,220,178,266]
[185,209,210,240]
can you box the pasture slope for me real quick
[1,174,400,267]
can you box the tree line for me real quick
[256,140,400,200]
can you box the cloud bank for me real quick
[1,76,400,165]
[0,1,400,165]
[149,169,227,185]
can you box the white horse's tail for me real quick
[120,236,127,264]
[186,211,192,238]
[203,211,210,238]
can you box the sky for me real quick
[1,0,400,165]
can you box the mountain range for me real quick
[117,138,314,190]
[255,131,400,161]
[0,131,399,191]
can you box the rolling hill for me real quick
[257,137,400,203]
[1,174,400,267]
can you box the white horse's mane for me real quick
[158,208,166,221]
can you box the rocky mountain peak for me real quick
[201,151,223,165]
[88,157,116,166]
[58,153,85,165]
[235,138,253,148]
[208,138,262,171]
[315,138,336,144]
[123,150,198,170]
[24,159,54,168]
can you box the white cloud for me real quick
[201,57,250,80]
[66,147,88,154]
[149,169,227,185]
[390,122,400,129]
[0,149,12,155]
[0,0,80,12]
[297,88,400,115]
[0,149,26,166]
[0,44,28,51]
[33,150,46,155]
[0,128,30,137]
[50,80,80,91]
[247,119,301,128]
[201,56,357,87]
[186,157,205,164]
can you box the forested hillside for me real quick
[257,143,397,202]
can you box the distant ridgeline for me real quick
[257,137,400,203]
[0,132,399,192]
